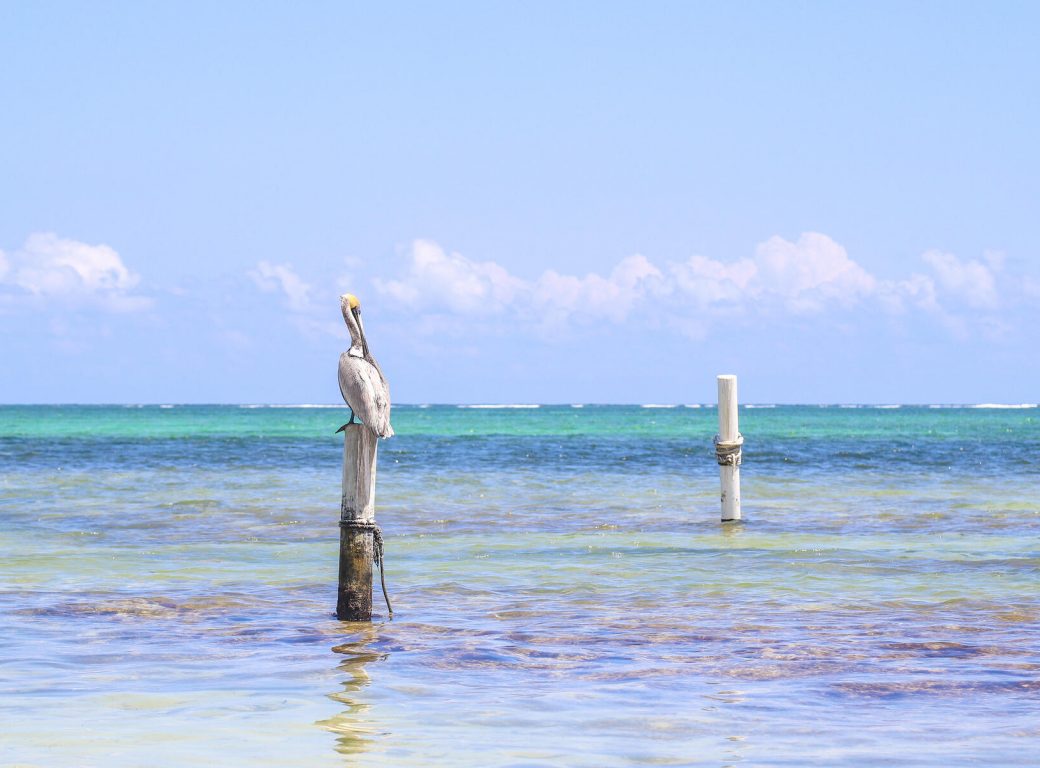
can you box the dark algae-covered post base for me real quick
[337,424,378,620]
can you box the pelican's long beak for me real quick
[352,305,370,359]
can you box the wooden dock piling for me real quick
[715,374,743,522]
[337,424,379,621]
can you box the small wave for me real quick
[641,404,676,409]
[570,404,585,408]
[745,404,775,409]
[458,404,541,409]
[237,404,339,409]
[872,405,901,409]
[683,404,702,409]
[839,404,861,409]
[418,404,430,409]
[159,404,175,409]
[972,403,1038,409]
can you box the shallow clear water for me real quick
[2,404,1038,766]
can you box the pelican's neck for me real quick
[342,304,365,358]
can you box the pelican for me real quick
[337,294,394,438]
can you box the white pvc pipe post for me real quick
[717,374,741,522]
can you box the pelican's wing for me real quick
[338,353,393,438]
[371,361,393,438]
[338,353,352,406]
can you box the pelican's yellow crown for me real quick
[342,293,360,309]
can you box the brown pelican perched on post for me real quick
[337,294,394,438]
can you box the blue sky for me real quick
[1,1,1037,404]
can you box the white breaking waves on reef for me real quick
[365,234,1017,337]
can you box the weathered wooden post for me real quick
[337,424,380,620]
[714,374,743,522]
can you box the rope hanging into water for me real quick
[713,433,744,466]
[339,519,393,618]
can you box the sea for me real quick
[1,404,1038,767]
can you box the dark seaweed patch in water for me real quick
[20,593,286,623]
[28,597,181,620]
[879,641,1005,659]
[833,679,1040,698]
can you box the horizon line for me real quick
[0,402,1036,409]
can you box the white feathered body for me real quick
[338,352,394,438]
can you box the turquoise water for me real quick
[2,404,1038,766]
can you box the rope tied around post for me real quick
[339,519,393,618]
[713,433,744,466]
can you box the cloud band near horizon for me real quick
[1,231,1030,345]
[360,233,1021,340]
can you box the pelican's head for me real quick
[340,293,369,357]
[341,293,361,313]
[340,293,363,324]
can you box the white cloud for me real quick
[247,260,351,340]
[670,254,755,307]
[535,254,663,324]
[364,234,1011,339]
[218,329,253,350]
[373,241,664,327]
[877,273,938,314]
[0,233,150,311]
[668,233,875,314]
[1023,276,1040,299]
[249,261,314,312]
[752,233,876,311]
[983,250,1006,272]
[374,239,525,314]
[921,250,998,309]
